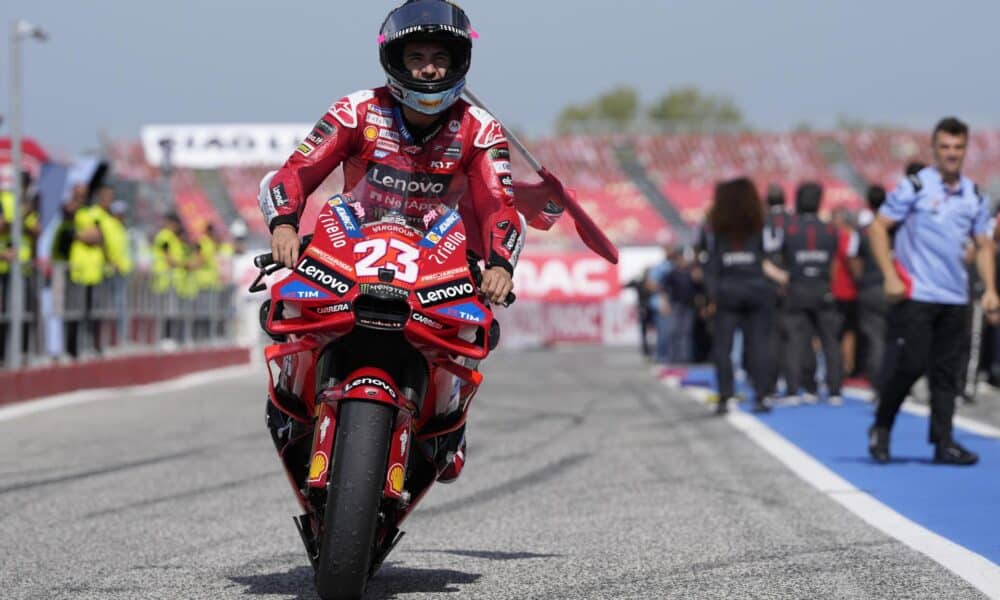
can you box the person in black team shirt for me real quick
[778,182,844,405]
[701,178,787,414]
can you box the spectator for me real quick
[623,267,655,358]
[831,207,860,378]
[151,213,186,341]
[701,177,786,414]
[763,183,794,397]
[867,117,998,466]
[97,188,133,345]
[849,185,889,389]
[648,246,673,364]
[778,182,844,405]
[662,246,697,363]
[0,172,38,363]
[67,184,106,357]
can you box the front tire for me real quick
[315,400,394,600]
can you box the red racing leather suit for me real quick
[259,87,524,274]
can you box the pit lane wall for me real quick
[0,346,251,406]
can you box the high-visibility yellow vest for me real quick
[69,206,106,286]
[175,240,199,299]
[100,213,133,276]
[0,191,38,273]
[195,236,220,290]
[151,227,184,293]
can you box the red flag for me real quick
[513,167,618,264]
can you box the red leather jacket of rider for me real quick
[260,87,524,274]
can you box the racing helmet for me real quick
[378,0,474,115]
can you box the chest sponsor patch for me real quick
[365,112,393,128]
[415,278,476,307]
[366,163,452,198]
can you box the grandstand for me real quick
[106,128,1000,250]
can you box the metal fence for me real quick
[0,263,237,368]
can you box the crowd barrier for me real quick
[0,264,237,368]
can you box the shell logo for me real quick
[308,452,328,482]
[363,126,379,141]
[387,463,405,494]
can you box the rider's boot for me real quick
[436,425,466,484]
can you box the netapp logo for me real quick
[296,258,355,296]
[366,164,451,197]
[344,376,397,400]
[416,279,475,307]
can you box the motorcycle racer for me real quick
[260,0,523,304]
[259,0,523,485]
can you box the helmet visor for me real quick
[380,0,472,45]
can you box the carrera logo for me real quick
[344,376,397,400]
[296,257,355,296]
[416,279,476,307]
[314,302,351,315]
[412,312,445,329]
[367,164,451,197]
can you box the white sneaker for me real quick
[828,395,843,406]
[800,393,819,405]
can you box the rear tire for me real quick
[315,400,394,600]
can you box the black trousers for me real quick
[784,300,843,396]
[875,300,966,443]
[712,291,773,400]
[857,286,888,386]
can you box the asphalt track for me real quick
[0,347,991,599]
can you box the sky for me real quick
[3,0,1000,157]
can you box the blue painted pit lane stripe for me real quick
[659,365,1000,597]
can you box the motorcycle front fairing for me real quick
[261,155,496,524]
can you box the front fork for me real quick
[305,366,415,504]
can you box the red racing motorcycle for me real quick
[250,157,513,600]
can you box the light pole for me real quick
[7,20,47,369]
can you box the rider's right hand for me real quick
[271,224,300,268]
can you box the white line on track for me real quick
[675,382,1000,599]
[843,385,1000,439]
[0,363,262,423]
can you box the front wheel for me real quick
[315,400,395,600]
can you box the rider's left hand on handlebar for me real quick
[480,266,513,305]
[271,224,300,268]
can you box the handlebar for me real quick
[251,237,515,306]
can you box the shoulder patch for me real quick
[327,89,375,129]
[468,106,507,149]
[907,173,923,193]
